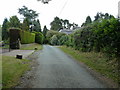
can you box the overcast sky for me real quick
[0,0,119,29]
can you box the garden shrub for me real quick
[9,28,35,47]
[20,30,35,44]
[32,31,44,44]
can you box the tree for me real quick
[32,19,41,32]
[94,12,102,21]
[18,6,39,21]
[37,0,52,4]
[9,16,20,28]
[22,18,30,31]
[81,16,92,27]
[43,25,48,37]
[35,32,44,44]
[18,6,39,31]
[58,35,69,45]
[0,25,2,41]
[85,16,92,24]
[50,35,58,45]
[2,18,10,40]
[50,17,62,31]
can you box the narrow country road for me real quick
[31,45,106,88]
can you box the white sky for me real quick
[0,0,119,29]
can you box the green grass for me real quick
[1,45,9,49]
[2,55,31,88]
[20,43,43,50]
[0,55,2,89]
[59,46,118,83]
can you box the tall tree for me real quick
[18,6,39,21]
[85,16,92,24]
[22,18,30,31]
[43,25,48,37]
[50,17,62,31]
[9,16,20,28]
[81,16,92,27]
[0,25,2,41]
[2,18,10,40]
[18,6,39,31]
[32,19,41,32]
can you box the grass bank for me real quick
[20,43,42,50]
[59,46,118,84]
[2,55,31,88]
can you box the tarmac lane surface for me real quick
[31,45,107,88]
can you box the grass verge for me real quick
[0,55,2,89]
[2,55,31,88]
[20,43,42,50]
[59,46,118,83]
[0,45,9,49]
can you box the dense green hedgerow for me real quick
[32,31,44,44]
[20,30,35,44]
[9,28,35,46]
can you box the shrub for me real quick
[9,28,35,46]
[50,35,58,45]
[32,31,44,44]
[20,30,35,44]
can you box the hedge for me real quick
[9,28,35,47]
[32,31,44,44]
[9,28,21,49]
[20,30,35,44]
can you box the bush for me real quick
[67,17,120,59]
[9,28,35,47]
[20,30,35,44]
[50,35,58,45]
[33,31,44,44]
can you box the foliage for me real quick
[50,16,77,31]
[58,35,69,45]
[43,25,48,37]
[43,25,48,44]
[32,19,41,32]
[50,17,62,31]
[18,6,39,21]
[2,18,10,40]
[50,35,58,45]
[46,30,59,42]
[70,16,119,59]
[21,18,30,31]
[18,6,39,32]
[20,30,35,44]
[46,30,66,45]
[9,16,21,28]
[9,28,21,49]
[10,28,35,45]
[81,16,92,27]
[0,25,2,41]
[32,31,44,44]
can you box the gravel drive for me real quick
[29,45,107,88]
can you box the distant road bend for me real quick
[31,45,107,88]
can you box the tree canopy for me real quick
[2,18,9,40]
[18,6,39,22]
[9,16,21,28]
[50,16,78,31]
